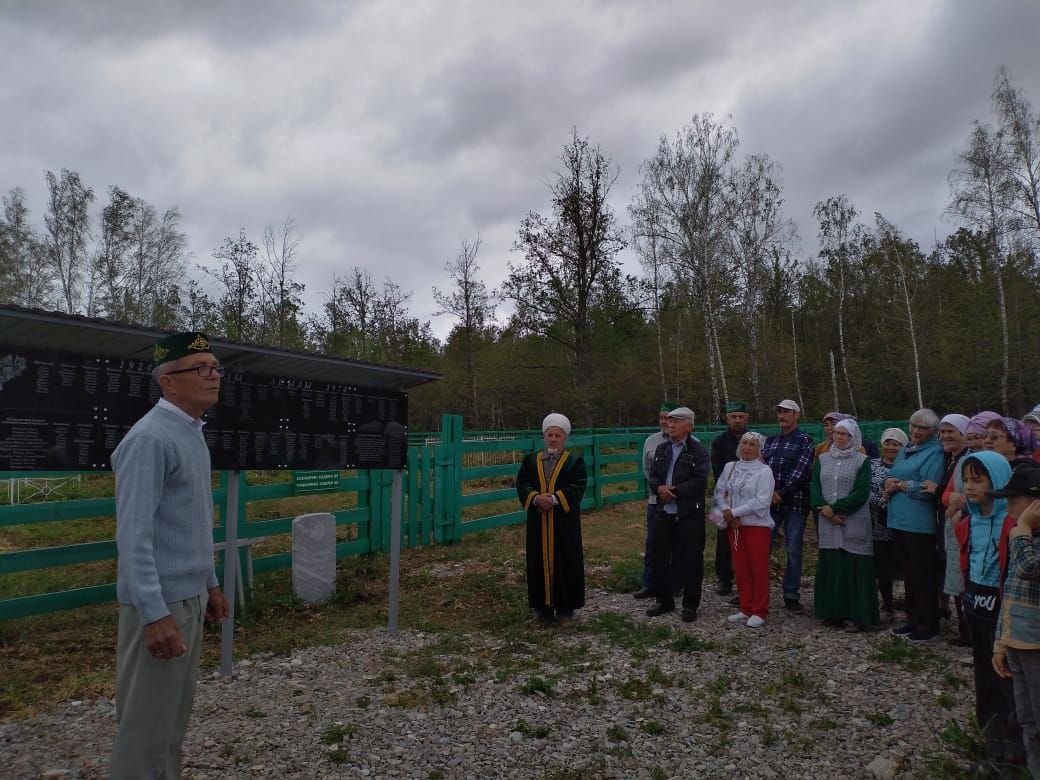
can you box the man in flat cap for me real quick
[109,332,229,778]
[647,406,710,622]
[634,402,680,600]
[763,399,815,614]
[710,401,749,597]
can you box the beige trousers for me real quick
[109,592,208,779]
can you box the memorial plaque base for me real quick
[292,512,336,604]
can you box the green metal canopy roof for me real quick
[0,304,441,391]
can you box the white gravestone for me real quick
[292,512,336,604]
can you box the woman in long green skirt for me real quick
[811,419,879,631]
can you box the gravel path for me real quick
[2,583,974,779]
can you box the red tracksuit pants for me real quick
[729,525,771,618]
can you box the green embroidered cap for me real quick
[152,332,213,366]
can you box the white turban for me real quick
[541,413,571,436]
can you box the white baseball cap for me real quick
[776,399,801,412]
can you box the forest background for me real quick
[2,68,1038,432]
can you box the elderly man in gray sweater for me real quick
[110,332,229,779]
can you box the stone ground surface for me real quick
[1,582,976,779]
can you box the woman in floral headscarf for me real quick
[811,419,877,631]
[987,417,1040,473]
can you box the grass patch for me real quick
[606,724,628,742]
[321,722,358,744]
[868,638,934,672]
[518,676,557,697]
[867,711,894,727]
[615,676,653,701]
[640,720,665,735]
[515,718,551,739]
[669,633,715,653]
[922,717,985,778]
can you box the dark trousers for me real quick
[642,503,680,590]
[873,538,896,612]
[965,584,1023,766]
[894,529,939,634]
[715,522,733,588]
[650,509,705,612]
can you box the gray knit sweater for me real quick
[113,403,218,623]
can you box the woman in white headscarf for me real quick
[516,413,588,627]
[710,431,775,627]
[811,419,878,631]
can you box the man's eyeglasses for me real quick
[165,365,226,379]
[908,423,933,431]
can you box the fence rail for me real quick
[0,415,903,620]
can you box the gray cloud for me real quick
[3,0,1039,340]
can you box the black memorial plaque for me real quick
[0,345,408,471]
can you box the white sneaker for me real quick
[727,612,750,622]
[746,615,765,628]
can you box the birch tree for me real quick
[947,123,1014,412]
[813,194,861,417]
[433,236,495,426]
[43,169,94,313]
[634,114,738,421]
[0,187,50,307]
[629,191,670,400]
[873,215,926,409]
[207,229,260,342]
[726,153,796,413]
[259,217,305,348]
[992,67,1040,245]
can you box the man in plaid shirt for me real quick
[763,399,815,614]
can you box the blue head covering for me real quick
[961,451,1012,586]
[960,451,1012,518]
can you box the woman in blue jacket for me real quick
[884,408,946,642]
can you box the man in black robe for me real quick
[516,412,588,626]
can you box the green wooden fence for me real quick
[0,415,903,620]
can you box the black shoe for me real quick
[672,588,684,597]
[714,583,733,596]
[727,595,741,606]
[908,630,940,643]
[891,623,914,637]
[822,618,843,628]
[632,587,654,600]
[681,608,698,623]
[646,602,675,618]
[784,599,805,615]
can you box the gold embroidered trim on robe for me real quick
[535,451,570,606]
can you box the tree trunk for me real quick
[995,268,1010,413]
[896,265,925,409]
[701,306,720,424]
[791,309,805,414]
[836,273,857,417]
[829,350,840,411]
[711,316,729,422]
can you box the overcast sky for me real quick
[3,0,1039,340]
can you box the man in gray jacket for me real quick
[110,332,229,779]
[634,403,677,599]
